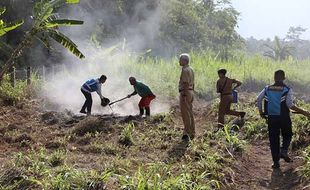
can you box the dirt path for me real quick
[233,141,306,190]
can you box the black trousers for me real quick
[81,89,92,113]
[268,117,292,163]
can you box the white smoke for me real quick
[41,2,170,115]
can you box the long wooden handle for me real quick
[109,97,128,106]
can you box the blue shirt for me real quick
[257,85,294,112]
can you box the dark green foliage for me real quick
[83,0,242,58]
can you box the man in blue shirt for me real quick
[257,70,310,169]
[80,75,107,115]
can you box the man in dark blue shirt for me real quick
[257,70,310,169]
[80,75,107,115]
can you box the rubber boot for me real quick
[145,107,150,117]
[139,108,144,116]
[272,162,280,169]
[280,149,292,163]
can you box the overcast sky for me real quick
[231,0,310,40]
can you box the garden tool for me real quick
[109,96,129,106]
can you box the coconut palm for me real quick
[0,0,85,81]
[263,36,294,61]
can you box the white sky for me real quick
[231,0,310,40]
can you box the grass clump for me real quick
[48,167,111,190]
[0,73,41,105]
[48,150,66,167]
[119,123,135,147]
[0,149,112,190]
[243,120,268,140]
[298,145,310,180]
[0,75,28,105]
[120,162,221,190]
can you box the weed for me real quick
[222,125,247,153]
[48,150,66,167]
[243,120,268,140]
[119,123,135,147]
[298,145,310,180]
[86,141,104,154]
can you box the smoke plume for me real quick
[42,1,170,115]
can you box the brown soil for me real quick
[232,141,307,190]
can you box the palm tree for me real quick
[0,0,85,81]
[263,36,294,61]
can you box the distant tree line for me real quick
[0,0,243,68]
[245,26,310,60]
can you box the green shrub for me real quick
[119,123,135,147]
[0,73,41,104]
[0,74,27,104]
[298,146,310,179]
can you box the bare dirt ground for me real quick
[233,141,307,190]
[0,98,309,189]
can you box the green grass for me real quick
[0,149,112,190]
[123,53,310,99]
[0,73,41,104]
[1,53,310,189]
[119,123,135,146]
[0,74,28,104]
[298,145,310,182]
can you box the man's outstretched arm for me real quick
[286,89,310,118]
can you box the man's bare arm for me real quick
[290,105,310,118]
[233,80,242,90]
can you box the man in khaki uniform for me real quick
[216,69,246,128]
[179,53,195,140]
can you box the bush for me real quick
[0,74,28,105]
[0,73,41,105]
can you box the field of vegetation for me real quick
[0,54,310,190]
[1,0,310,189]
[124,53,310,99]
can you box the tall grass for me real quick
[0,73,41,104]
[122,53,310,99]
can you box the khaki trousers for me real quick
[218,95,240,127]
[180,91,195,138]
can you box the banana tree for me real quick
[0,7,24,57]
[0,7,24,37]
[0,0,85,82]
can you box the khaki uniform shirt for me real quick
[216,77,237,95]
[179,65,195,92]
